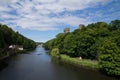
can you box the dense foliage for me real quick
[44,20,120,76]
[0,24,36,58]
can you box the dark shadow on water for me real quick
[52,57,119,80]
[0,60,8,71]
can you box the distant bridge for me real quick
[36,42,44,46]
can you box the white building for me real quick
[9,45,24,50]
[18,47,24,50]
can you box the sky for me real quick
[0,0,120,42]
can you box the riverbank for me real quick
[48,48,99,71]
[0,48,37,71]
[0,50,25,61]
[52,54,119,80]
[0,47,36,63]
[61,55,98,70]
[55,54,99,71]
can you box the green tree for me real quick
[98,38,120,76]
[44,20,120,76]
[63,33,77,57]
[108,20,120,31]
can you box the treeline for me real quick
[0,24,36,56]
[44,20,120,76]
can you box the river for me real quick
[0,46,116,80]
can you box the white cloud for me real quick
[36,0,56,3]
[0,0,113,31]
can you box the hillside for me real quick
[0,24,36,59]
[44,20,120,77]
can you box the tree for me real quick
[0,28,5,48]
[0,24,36,51]
[76,34,95,59]
[98,38,120,76]
[44,20,120,76]
[55,33,69,54]
[63,33,77,57]
[108,20,120,31]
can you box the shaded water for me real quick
[0,46,116,80]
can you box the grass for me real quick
[60,55,99,70]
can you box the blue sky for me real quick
[0,0,120,42]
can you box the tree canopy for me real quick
[0,24,36,50]
[44,20,120,76]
